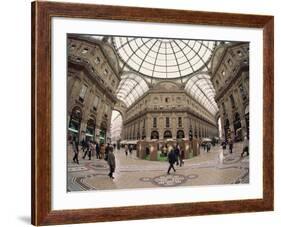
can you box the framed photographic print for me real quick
[31,1,274,226]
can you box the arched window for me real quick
[86,118,96,141]
[177,130,185,139]
[68,106,82,135]
[151,131,159,139]
[164,130,172,139]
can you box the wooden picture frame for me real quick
[31,1,274,226]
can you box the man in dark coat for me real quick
[72,136,79,164]
[104,143,110,161]
[95,142,100,159]
[167,148,176,174]
[229,139,233,154]
[107,147,116,179]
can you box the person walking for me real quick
[206,142,211,152]
[81,138,87,152]
[229,139,233,154]
[82,140,91,160]
[174,144,180,166]
[203,143,206,151]
[179,146,184,167]
[129,144,133,155]
[167,147,176,174]
[104,143,110,161]
[72,137,79,164]
[90,141,96,158]
[107,147,116,179]
[124,144,128,156]
[95,142,100,159]
[221,141,227,153]
[241,136,249,157]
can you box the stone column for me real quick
[79,119,87,141]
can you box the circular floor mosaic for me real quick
[86,162,108,170]
[223,155,241,165]
[152,174,187,187]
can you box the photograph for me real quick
[66,34,250,191]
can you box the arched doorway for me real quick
[68,106,82,140]
[164,130,172,139]
[86,118,96,142]
[100,121,107,144]
[177,130,185,139]
[151,130,159,139]
[218,117,222,139]
[110,110,123,149]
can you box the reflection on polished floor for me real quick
[67,143,249,191]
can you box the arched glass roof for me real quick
[113,37,216,79]
[116,73,149,107]
[110,110,123,142]
[185,74,218,115]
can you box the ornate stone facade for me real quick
[67,36,121,143]
[210,42,249,142]
[122,81,218,141]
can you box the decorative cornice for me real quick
[68,59,118,104]
[68,35,121,78]
[215,64,249,102]
[124,107,217,127]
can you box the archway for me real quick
[68,106,82,140]
[177,130,185,139]
[85,118,96,142]
[151,130,159,139]
[233,112,242,141]
[218,117,222,139]
[164,130,172,139]
[99,121,107,145]
[110,110,123,150]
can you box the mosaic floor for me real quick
[67,143,249,191]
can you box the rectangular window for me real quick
[79,84,88,102]
[166,117,170,128]
[153,117,157,128]
[178,117,182,127]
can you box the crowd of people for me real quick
[70,136,116,179]
[220,136,249,157]
[70,135,249,180]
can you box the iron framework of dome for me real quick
[113,37,216,79]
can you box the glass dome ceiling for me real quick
[116,73,149,107]
[113,37,216,79]
[185,74,218,115]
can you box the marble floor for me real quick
[67,143,249,191]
